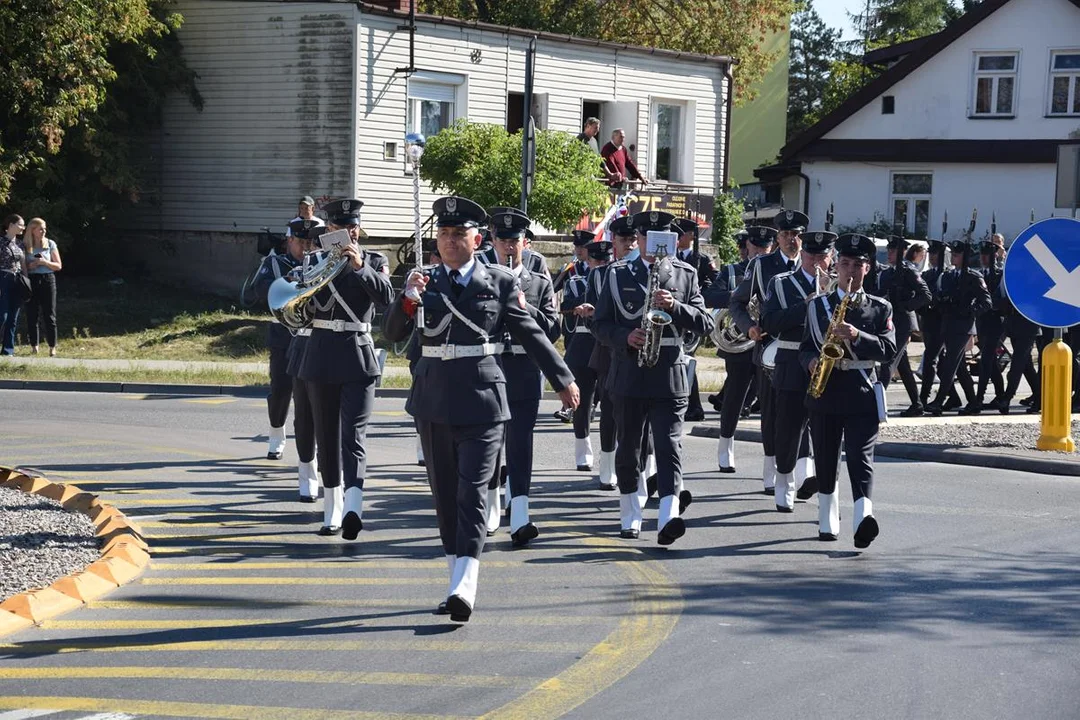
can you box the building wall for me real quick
[354,11,727,237]
[825,0,1080,141]
[803,160,1059,241]
[729,27,790,186]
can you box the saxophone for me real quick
[638,244,673,368]
[807,279,853,399]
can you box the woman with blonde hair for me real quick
[23,218,62,356]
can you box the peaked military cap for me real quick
[488,206,527,222]
[492,210,531,239]
[587,240,613,261]
[673,217,701,236]
[774,209,809,233]
[947,240,971,253]
[836,233,875,259]
[571,230,596,247]
[434,196,487,228]
[632,210,676,234]
[288,219,321,240]
[927,239,947,254]
[323,198,364,226]
[735,228,750,248]
[609,215,636,237]
[886,235,909,250]
[801,230,838,254]
[746,225,778,248]
[978,240,998,254]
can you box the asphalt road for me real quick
[0,389,1078,720]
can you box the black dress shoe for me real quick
[341,512,363,541]
[646,474,657,499]
[317,525,340,536]
[445,594,472,623]
[1027,403,1041,414]
[417,460,426,467]
[1019,395,1035,406]
[486,529,496,537]
[853,516,879,549]
[775,505,793,513]
[942,396,962,411]
[510,523,539,548]
[763,487,775,496]
[299,495,317,504]
[989,397,1011,415]
[657,517,686,546]
[796,476,819,501]
[576,464,592,472]
[435,601,449,615]
[718,465,736,474]
[924,402,944,417]
[707,394,723,413]
[619,528,640,539]
[818,532,838,541]
[678,490,692,514]
[958,402,983,416]
[267,451,283,460]
[685,408,706,422]
[899,404,924,418]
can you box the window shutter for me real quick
[409,80,457,104]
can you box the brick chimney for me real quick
[366,0,411,11]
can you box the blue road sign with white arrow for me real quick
[1004,217,1080,329]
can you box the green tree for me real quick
[419,120,609,232]
[419,0,798,102]
[788,0,843,138]
[2,0,200,271]
[710,187,745,264]
[851,0,956,47]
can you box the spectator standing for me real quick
[23,218,62,356]
[576,117,602,154]
[600,129,645,189]
[288,196,325,238]
[0,214,28,356]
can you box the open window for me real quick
[649,98,696,185]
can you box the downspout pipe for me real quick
[796,169,810,215]
[722,61,736,191]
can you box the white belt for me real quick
[422,343,501,360]
[311,319,371,333]
[573,326,591,333]
[838,359,876,371]
[775,340,801,351]
[659,337,680,347]
[295,328,312,337]
[505,344,527,355]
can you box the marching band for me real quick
[262,194,1077,624]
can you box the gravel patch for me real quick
[0,485,100,602]
[880,420,1080,456]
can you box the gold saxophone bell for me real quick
[808,278,853,399]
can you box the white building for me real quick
[128,0,732,290]
[757,0,1080,242]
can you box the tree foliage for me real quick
[419,0,798,102]
[1,0,200,271]
[787,0,842,139]
[710,186,745,264]
[419,120,610,232]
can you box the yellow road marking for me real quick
[43,613,610,629]
[372,410,408,416]
[480,536,683,720]
[148,560,522,570]
[182,397,238,405]
[0,697,463,720]
[0,638,590,655]
[87,595,594,611]
[0,666,540,688]
[140,577,441,586]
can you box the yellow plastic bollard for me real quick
[1036,337,1076,452]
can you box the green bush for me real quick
[419,120,609,232]
[710,187,745,264]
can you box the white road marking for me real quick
[0,711,61,720]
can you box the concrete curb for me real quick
[687,424,1080,477]
[0,466,150,638]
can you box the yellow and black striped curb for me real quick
[0,466,150,638]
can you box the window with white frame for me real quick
[407,75,464,139]
[891,173,932,237]
[1049,50,1080,115]
[972,52,1018,116]
[651,100,685,183]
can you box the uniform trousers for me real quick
[611,394,687,498]
[1003,323,1042,401]
[809,410,878,501]
[504,398,540,498]
[757,364,777,457]
[880,314,920,406]
[975,317,1005,401]
[309,377,376,490]
[718,357,754,437]
[25,273,57,348]
[291,376,316,465]
[571,364,615,450]
[773,389,812,475]
[931,330,976,406]
[687,362,704,416]
[417,419,503,559]
[267,346,293,428]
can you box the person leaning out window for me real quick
[23,217,61,356]
[0,214,28,356]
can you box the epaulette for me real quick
[486,263,515,278]
[669,257,696,272]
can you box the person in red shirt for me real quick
[600,129,645,188]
